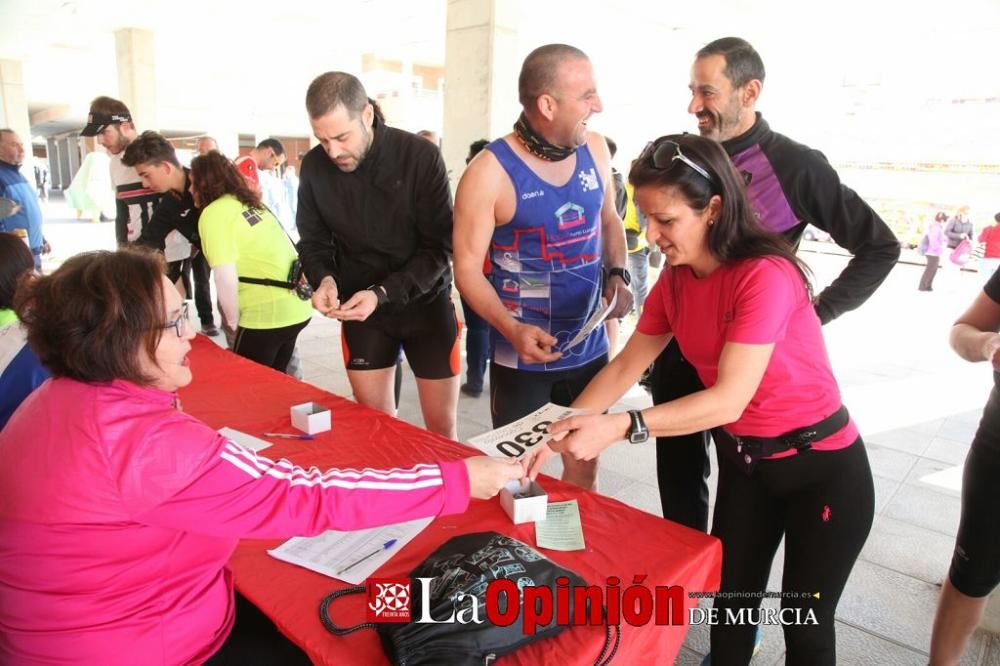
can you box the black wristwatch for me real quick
[608,267,631,286]
[626,410,649,444]
[367,285,390,308]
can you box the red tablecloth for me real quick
[180,336,721,665]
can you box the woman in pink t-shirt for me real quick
[527,134,874,666]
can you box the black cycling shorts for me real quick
[949,385,1000,597]
[340,291,460,380]
[489,355,607,428]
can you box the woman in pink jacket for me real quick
[0,248,523,664]
[918,212,948,292]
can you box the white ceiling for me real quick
[2,0,999,163]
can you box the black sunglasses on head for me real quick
[640,139,715,185]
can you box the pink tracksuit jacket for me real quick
[0,378,470,664]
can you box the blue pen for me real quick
[262,432,315,440]
[336,538,399,575]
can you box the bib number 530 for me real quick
[496,421,550,458]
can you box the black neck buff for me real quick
[513,112,577,162]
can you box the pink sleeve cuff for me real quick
[436,459,471,516]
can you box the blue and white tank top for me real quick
[486,139,607,371]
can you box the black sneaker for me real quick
[461,382,483,397]
[201,323,220,336]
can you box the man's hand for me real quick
[330,290,378,322]
[523,442,556,480]
[604,276,634,318]
[510,322,562,364]
[41,239,51,255]
[463,456,527,499]
[545,413,630,462]
[311,276,340,316]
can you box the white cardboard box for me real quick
[290,402,331,434]
[499,480,548,524]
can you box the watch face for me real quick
[611,268,631,286]
[629,430,649,444]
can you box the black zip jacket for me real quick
[136,168,201,251]
[722,113,901,324]
[296,120,453,307]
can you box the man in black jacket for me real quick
[297,71,459,439]
[121,131,217,336]
[649,37,901,532]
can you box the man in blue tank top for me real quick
[454,44,633,489]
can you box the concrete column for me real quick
[0,59,35,178]
[66,137,81,178]
[55,138,71,190]
[114,28,158,131]
[442,0,520,183]
[46,138,60,189]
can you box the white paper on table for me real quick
[218,427,272,452]
[267,517,432,584]
[467,402,583,459]
[535,500,585,551]
[562,291,617,352]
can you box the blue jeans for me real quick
[460,296,489,391]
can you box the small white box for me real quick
[499,480,548,524]
[290,402,331,434]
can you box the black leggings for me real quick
[205,591,311,665]
[710,438,874,666]
[167,252,214,325]
[918,254,940,290]
[650,339,712,531]
[949,385,1000,597]
[232,319,309,373]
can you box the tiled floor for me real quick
[38,195,1000,663]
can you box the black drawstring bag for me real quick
[320,531,619,666]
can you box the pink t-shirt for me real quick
[637,256,857,453]
[0,378,470,664]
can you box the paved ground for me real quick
[37,194,1000,663]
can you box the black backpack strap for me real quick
[234,204,302,292]
[238,275,296,289]
[319,585,377,636]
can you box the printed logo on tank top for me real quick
[577,168,599,192]
[555,202,586,231]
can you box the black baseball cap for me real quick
[80,112,132,137]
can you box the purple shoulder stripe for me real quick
[729,144,800,234]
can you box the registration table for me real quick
[180,336,722,664]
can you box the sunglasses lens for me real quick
[651,141,678,170]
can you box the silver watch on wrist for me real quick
[627,410,649,444]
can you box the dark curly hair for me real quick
[190,151,262,210]
[14,247,168,384]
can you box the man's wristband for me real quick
[607,266,631,286]
[367,284,389,308]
